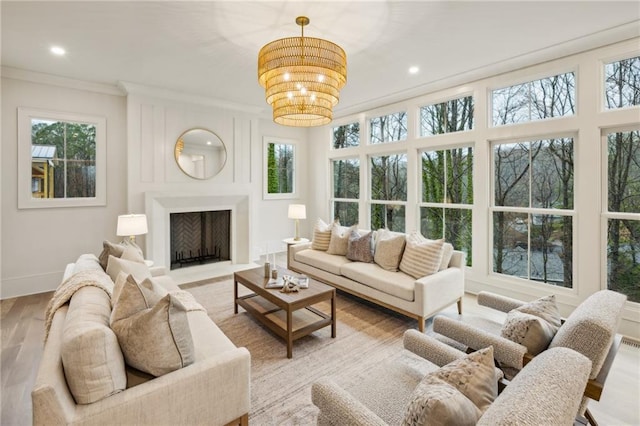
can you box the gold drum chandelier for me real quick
[258,16,347,127]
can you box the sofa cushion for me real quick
[346,231,374,263]
[374,229,406,272]
[501,310,557,355]
[61,286,126,404]
[327,224,357,255]
[399,236,445,279]
[111,275,195,377]
[402,375,481,426]
[341,262,415,302]
[312,218,335,251]
[106,255,151,283]
[428,346,501,413]
[295,248,352,275]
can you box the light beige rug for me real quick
[185,276,448,425]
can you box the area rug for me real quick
[184,276,459,425]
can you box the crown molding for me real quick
[334,21,640,119]
[1,66,125,96]
[118,81,266,115]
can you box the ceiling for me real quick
[2,1,639,118]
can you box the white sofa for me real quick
[287,236,465,331]
[32,254,251,426]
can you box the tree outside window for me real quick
[421,146,473,265]
[606,129,640,303]
[370,112,407,144]
[30,119,97,199]
[492,139,574,287]
[420,96,474,136]
[332,158,359,226]
[605,56,640,109]
[333,122,360,149]
[370,153,407,231]
[264,137,296,199]
[492,72,575,126]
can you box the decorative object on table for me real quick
[271,269,278,279]
[258,16,347,127]
[280,277,299,293]
[288,204,307,241]
[116,214,148,245]
[264,262,271,278]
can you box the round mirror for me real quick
[174,128,227,180]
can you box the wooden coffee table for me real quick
[234,266,336,358]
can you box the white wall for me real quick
[308,38,640,339]
[123,90,308,266]
[1,77,127,298]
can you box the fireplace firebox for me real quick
[169,210,231,269]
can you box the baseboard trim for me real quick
[0,270,61,299]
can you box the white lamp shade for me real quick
[116,214,148,237]
[288,204,306,220]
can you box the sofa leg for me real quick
[457,298,462,315]
[225,414,249,426]
[418,317,425,332]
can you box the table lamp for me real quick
[116,214,148,244]
[288,204,306,241]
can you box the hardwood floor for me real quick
[1,285,638,425]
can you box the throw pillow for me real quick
[428,346,501,413]
[514,294,562,328]
[61,286,126,404]
[98,240,126,270]
[373,229,406,272]
[399,235,445,279]
[500,310,557,355]
[327,224,357,256]
[346,231,374,263]
[311,218,335,251]
[120,245,146,264]
[402,376,481,426]
[110,274,162,324]
[111,293,195,377]
[106,255,151,283]
[439,242,454,271]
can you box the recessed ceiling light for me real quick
[50,46,66,56]
[409,66,419,75]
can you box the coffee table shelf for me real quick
[234,267,336,358]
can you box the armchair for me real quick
[312,330,592,426]
[431,290,627,425]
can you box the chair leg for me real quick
[584,409,598,426]
[457,298,462,315]
[418,317,425,332]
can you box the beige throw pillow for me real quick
[346,231,374,263]
[501,310,557,355]
[98,240,126,270]
[399,235,445,279]
[110,275,195,377]
[373,229,406,272]
[439,242,454,270]
[428,346,501,413]
[106,255,151,283]
[327,224,357,256]
[311,218,335,251]
[402,376,481,426]
[514,295,562,328]
[61,286,126,404]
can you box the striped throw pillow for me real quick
[311,218,335,251]
[399,234,445,279]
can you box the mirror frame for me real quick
[174,128,227,180]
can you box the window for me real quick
[370,112,407,144]
[604,56,640,109]
[604,129,640,303]
[333,122,360,149]
[492,72,575,126]
[420,95,474,136]
[331,158,359,225]
[420,146,473,265]
[263,137,297,199]
[18,108,106,209]
[492,138,574,287]
[370,153,407,231]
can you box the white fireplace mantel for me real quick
[145,192,251,280]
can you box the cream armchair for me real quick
[431,290,627,425]
[312,330,592,426]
